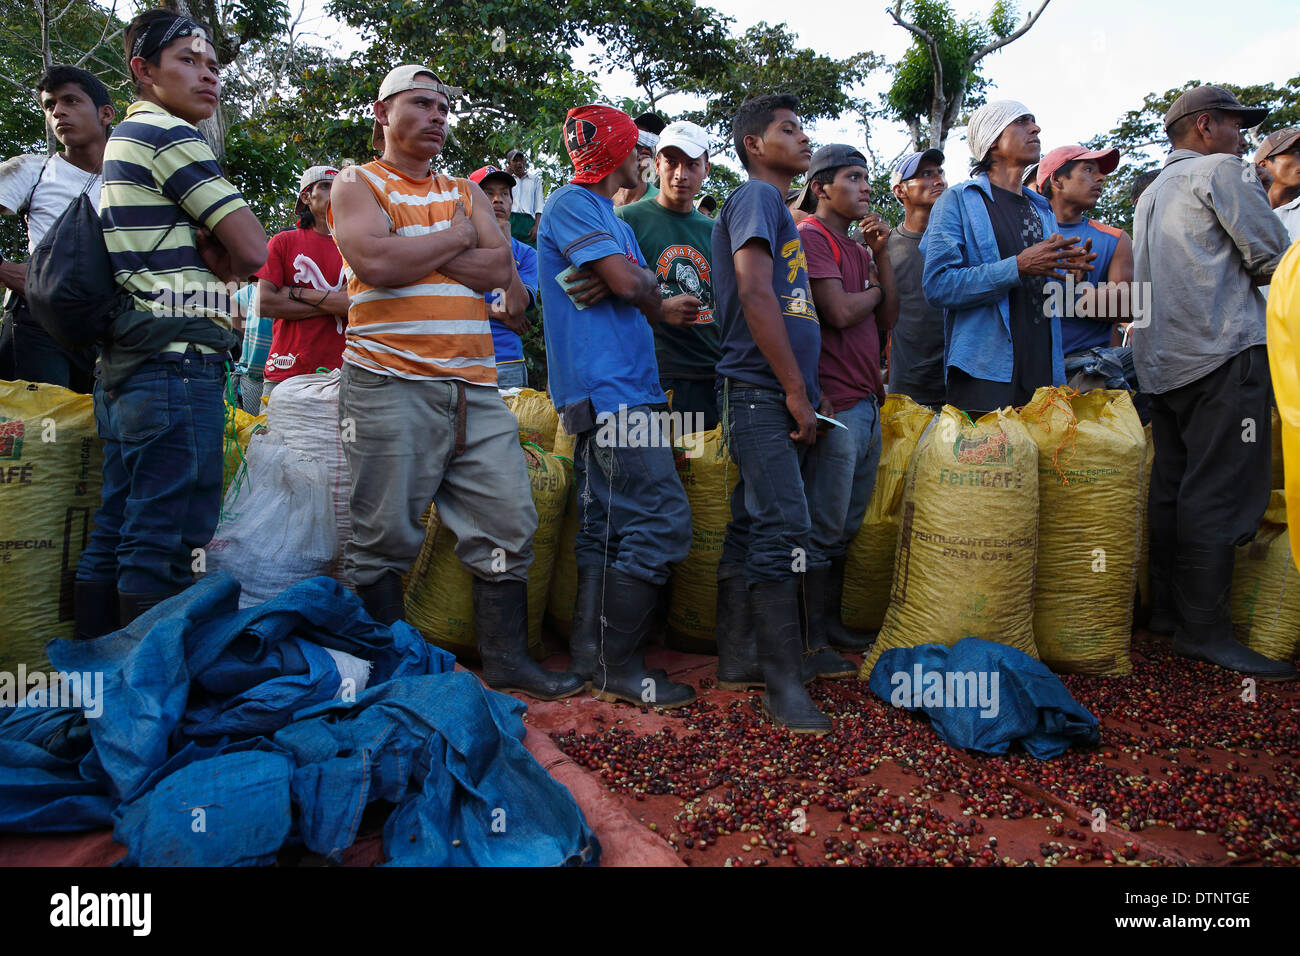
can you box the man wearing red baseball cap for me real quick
[1036,144,1141,406]
[469,164,536,389]
[538,104,696,710]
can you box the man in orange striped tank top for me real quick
[329,65,583,701]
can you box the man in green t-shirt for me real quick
[616,120,721,429]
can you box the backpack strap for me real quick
[17,154,54,228]
[802,214,842,268]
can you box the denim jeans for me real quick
[573,403,691,586]
[661,376,720,431]
[806,395,882,559]
[0,296,95,393]
[717,382,833,585]
[77,350,228,594]
[495,361,528,390]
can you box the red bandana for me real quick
[563,105,638,185]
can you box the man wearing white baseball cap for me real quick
[254,164,349,400]
[330,64,583,700]
[921,100,1094,414]
[616,119,721,433]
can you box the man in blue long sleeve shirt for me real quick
[920,100,1093,414]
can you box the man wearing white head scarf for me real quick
[919,100,1094,413]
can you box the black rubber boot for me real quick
[118,590,180,627]
[752,578,832,734]
[801,569,858,680]
[1171,545,1296,682]
[1145,541,1178,635]
[74,579,119,640]
[473,578,584,700]
[824,555,875,651]
[568,566,602,684]
[591,570,695,708]
[714,572,763,690]
[357,570,406,627]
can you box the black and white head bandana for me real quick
[132,16,210,62]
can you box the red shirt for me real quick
[797,217,885,411]
[257,227,347,382]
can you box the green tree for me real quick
[885,0,1052,150]
[1087,75,1300,233]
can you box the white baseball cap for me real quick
[655,121,710,160]
[377,64,462,103]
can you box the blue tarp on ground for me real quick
[0,573,599,866]
[867,638,1100,759]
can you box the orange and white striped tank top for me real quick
[337,161,494,383]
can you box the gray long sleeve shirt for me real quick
[1131,149,1289,394]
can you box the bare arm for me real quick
[208,207,269,280]
[436,180,513,294]
[583,253,665,325]
[809,276,883,330]
[735,240,816,444]
[1074,232,1134,322]
[330,173,477,288]
[257,278,349,320]
[0,258,25,297]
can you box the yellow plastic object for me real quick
[841,395,935,631]
[860,406,1040,679]
[0,381,103,671]
[1019,387,1145,676]
[404,443,568,658]
[504,388,558,452]
[1267,239,1300,578]
[221,404,267,495]
[666,426,736,647]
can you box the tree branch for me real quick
[889,0,945,147]
[967,0,1052,67]
[73,0,120,70]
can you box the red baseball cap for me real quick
[1037,145,1119,190]
[468,165,516,190]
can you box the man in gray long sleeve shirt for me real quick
[1132,85,1294,681]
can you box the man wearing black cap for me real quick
[1133,85,1294,681]
[1254,128,1300,244]
[613,112,666,208]
[886,148,947,408]
[794,144,896,667]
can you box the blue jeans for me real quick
[573,403,691,586]
[717,382,834,585]
[495,361,528,389]
[77,351,228,594]
[806,396,882,559]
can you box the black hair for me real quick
[1130,169,1159,205]
[123,8,214,93]
[36,65,111,111]
[1166,110,1215,147]
[971,150,994,176]
[732,93,800,170]
[807,167,838,206]
[1040,159,1082,201]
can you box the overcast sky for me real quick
[298,0,1300,177]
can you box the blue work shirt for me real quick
[921,173,1066,386]
[486,236,537,367]
[537,183,664,431]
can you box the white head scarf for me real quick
[967,100,1033,162]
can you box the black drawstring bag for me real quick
[26,187,178,352]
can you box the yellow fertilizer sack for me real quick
[1231,491,1300,663]
[667,427,736,649]
[505,388,559,452]
[1135,423,1155,607]
[842,395,935,631]
[860,407,1040,678]
[1019,388,1145,676]
[553,420,576,459]
[222,405,267,495]
[0,381,103,672]
[405,443,568,658]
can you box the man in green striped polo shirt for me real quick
[74,7,268,639]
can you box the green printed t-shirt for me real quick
[617,195,721,378]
